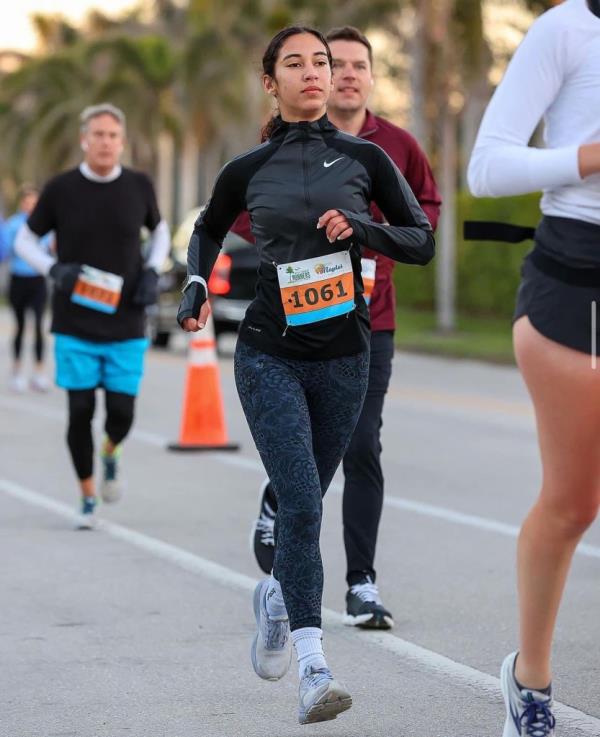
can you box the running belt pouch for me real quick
[463,221,536,243]
[463,221,600,286]
[529,249,600,287]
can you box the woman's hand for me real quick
[317,210,354,243]
[182,301,211,332]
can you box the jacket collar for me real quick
[271,113,337,139]
[358,109,379,138]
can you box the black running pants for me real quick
[8,275,47,362]
[67,389,136,479]
[342,330,394,586]
[260,330,395,587]
[234,340,369,631]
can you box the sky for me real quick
[1,1,137,52]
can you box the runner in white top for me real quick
[469,0,600,220]
[468,2,600,735]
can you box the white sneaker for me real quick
[9,374,27,393]
[298,665,352,724]
[250,578,292,681]
[75,497,97,530]
[501,652,555,736]
[30,373,51,392]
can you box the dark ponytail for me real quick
[260,26,332,142]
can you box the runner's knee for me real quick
[537,493,600,538]
[105,391,135,445]
[68,389,96,429]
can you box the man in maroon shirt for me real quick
[243,26,441,629]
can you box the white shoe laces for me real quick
[256,512,275,546]
[349,581,383,605]
[302,666,333,691]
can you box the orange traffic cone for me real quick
[168,315,240,452]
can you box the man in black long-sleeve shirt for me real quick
[16,103,170,529]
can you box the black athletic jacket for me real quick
[180,114,434,359]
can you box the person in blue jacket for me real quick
[2,186,52,392]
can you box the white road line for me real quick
[209,453,600,560]
[3,394,600,560]
[2,476,599,735]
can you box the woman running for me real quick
[2,186,52,392]
[468,1,600,735]
[178,26,434,724]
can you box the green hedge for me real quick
[393,191,542,318]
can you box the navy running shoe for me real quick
[501,651,555,736]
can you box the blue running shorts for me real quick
[54,334,149,396]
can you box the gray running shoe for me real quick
[250,578,292,681]
[298,665,352,725]
[501,651,555,736]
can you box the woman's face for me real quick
[263,33,332,121]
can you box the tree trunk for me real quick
[460,76,489,189]
[408,2,428,145]
[436,108,458,333]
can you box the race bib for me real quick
[361,258,376,305]
[71,265,123,314]
[277,251,355,327]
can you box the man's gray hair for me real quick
[80,103,126,133]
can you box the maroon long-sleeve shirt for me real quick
[230,109,441,332]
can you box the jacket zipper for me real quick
[301,127,311,214]
[284,124,310,338]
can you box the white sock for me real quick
[291,627,327,678]
[265,576,287,619]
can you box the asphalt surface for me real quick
[1,307,599,737]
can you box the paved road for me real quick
[1,309,599,737]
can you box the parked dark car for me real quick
[148,208,259,348]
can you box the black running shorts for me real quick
[514,254,600,355]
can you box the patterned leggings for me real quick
[234,340,369,630]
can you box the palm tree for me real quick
[0,51,92,187]
[407,0,551,332]
[0,0,419,217]
[86,35,180,178]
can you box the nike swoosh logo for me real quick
[323,157,344,168]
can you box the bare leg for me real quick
[80,477,95,498]
[513,317,600,688]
